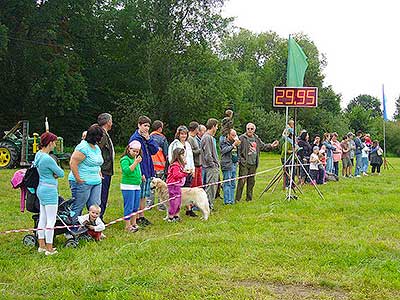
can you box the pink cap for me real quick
[129,140,141,150]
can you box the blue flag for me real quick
[382,84,388,121]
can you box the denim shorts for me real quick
[140,178,152,198]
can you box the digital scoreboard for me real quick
[273,87,318,108]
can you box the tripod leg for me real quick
[258,167,283,200]
[295,153,325,200]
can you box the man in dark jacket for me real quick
[97,113,114,221]
[235,123,279,202]
[128,116,159,226]
[220,129,240,205]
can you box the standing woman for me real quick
[69,124,104,223]
[322,133,336,174]
[297,130,312,184]
[168,125,196,217]
[36,132,65,255]
[331,133,342,176]
[370,141,383,175]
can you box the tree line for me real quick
[1,0,400,155]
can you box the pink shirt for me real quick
[332,140,342,162]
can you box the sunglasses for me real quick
[247,128,255,131]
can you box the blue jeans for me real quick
[222,164,237,204]
[355,153,363,176]
[69,181,102,223]
[326,156,334,174]
[362,157,369,173]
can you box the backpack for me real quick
[23,156,41,189]
[23,166,39,189]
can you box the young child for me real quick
[120,140,143,232]
[361,138,370,176]
[166,147,189,222]
[309,146,324,185]
[78,205,105,241]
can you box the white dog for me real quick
[150,178,210,220]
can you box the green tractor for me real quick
[0,120,71,169]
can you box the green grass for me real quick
[0,154,400,299]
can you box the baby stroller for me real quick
[22,190,93,248]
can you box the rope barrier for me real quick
[0,164,283,235]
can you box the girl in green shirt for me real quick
[120,141,142,232]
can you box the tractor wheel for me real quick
[0,141,18,169]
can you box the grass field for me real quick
[0,154,399,300]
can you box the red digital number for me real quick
[297,89,306,105]
[286,89,294,105]
[306,90,315,105]
[275,89,284,105]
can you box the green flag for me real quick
[286,36,308,87]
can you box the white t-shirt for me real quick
[361,144,370,158]
[168,139,194,171]
[310,153,319,170]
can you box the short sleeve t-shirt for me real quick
[247,136,258,165]
[68,140,104,185]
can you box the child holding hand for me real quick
[78,204,105,241]
[120,141,143,232]
[166,148,189,222]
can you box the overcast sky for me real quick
[222,0,398,118]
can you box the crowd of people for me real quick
[32,111,383,255]
[281,120,384,187]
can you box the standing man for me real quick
[128,116,159,226]
[188,121,202,187]
[220,129,241,205]
[148,120,169,208]
[97,113,114,221]
[235,123,279,202]
[347,132,356,177]
[201,118,219,210]
[196,124,206,147]
[150,120,169,178]
[354,130,363,178]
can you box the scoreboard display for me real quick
[273,87,318,108]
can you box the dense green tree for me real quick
[346,94,382,118]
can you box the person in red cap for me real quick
[35,132,65,256]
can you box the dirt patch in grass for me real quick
[238,280,349,300]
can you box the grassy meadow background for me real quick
[0,153,399,300]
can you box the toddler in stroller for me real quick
[22,190,93,248]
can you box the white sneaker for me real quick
[45,250,58,256]
[38,247,46,253]
[355,175,361,178]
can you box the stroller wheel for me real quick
[64,238,79,248]
[23,234,37,247]
[78,234,93,242]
